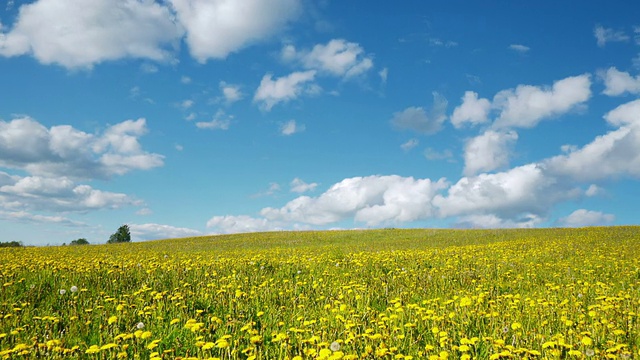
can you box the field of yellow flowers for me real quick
[1,227,639,359]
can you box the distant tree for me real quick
[0,241,23,248]
[70,238,90,246]
[108,225,131,244]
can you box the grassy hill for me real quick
[1,227,639,359]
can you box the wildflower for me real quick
[136,322,145,329]
[70,286,78,293]
[59,289,66,295]
[585,349,595,357]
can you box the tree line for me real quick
[2,225,132,247]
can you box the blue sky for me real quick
[2,1,640,245]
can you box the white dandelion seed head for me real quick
[70,286,78,293]
[59,289,66,295]
[585,349,595,357]
[136,322,145,329]
[330,341,340,352]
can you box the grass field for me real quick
[0,227,639,359]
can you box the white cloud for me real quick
[424,148,453,161]
[170,0,301,62]
[261,175,449,226]
[280,120,305,135]
[0,210,87,227]
[179,99,195,109]
[136,208,153,216]
[429,38,458,48]
[455,213,542,229]
[433,164,579,220]
[181,76,192,84]
[450,91,491,128]
[400,139,419,151]
[585,184,603,197]
[140,63,159,73]
[594,25,629,47]
[283,39,374,78]
[290,178,317,193]
[463,130,518,176]
[391,92,448,135]
[196,110,232,130]
[599,67,640,96]
[603,98,640,126]
[0,172,140,212]
[0,116,163,179]
[492,74,591,128]
[379,68,388,84]
[130,223,202,241]
[206,215,282,234]
[509,44,530,53]
[253,71,317,110]
[545,99,640,181]
[219,81,243,104]
[0,0,183,68]
[558,209,614,227]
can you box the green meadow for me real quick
[1,227,639,359]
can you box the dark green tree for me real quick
[108,225,131,244]
[0,241,23,248]
[70,238,90,245]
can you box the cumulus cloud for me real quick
[170,0,301,62]
[196,110,232,130]
[463,130,518,176]
[261,175,449,226]
[0,116,163,179]
[206,215,282,234]
[433,164,579,221]
[282,39,374,78]
[492,74,591,128]
[219,81,243,104]
[391,92,448,135]
[0,172,140,212]
[558,209,614,227]
[280,120,305,135]
[450,91,491,128]
[254,71,318,111]
[0,0,183,68]
[545,99,640,181]
[130,223,202,241]
[290,178,317,193]
[594,25,629,47]
[599,67,640,96]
